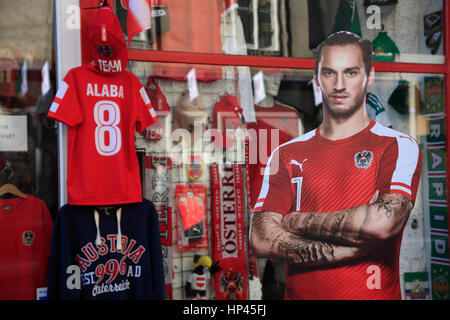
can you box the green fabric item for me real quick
[366,92,385,116]
[388,80,409,114]
[426,32,442,55]
[333,0,362,36]
[372,31,400,62]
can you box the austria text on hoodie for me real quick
[47,199,166,300]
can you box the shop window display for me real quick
[0,0,449,301]
[130,53,447,299]
[46,5,165,300]
[120,0,448,298]
[121,0,444,64]
[0,0,57,300]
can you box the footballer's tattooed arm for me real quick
[281,192,413,246]
[250,211,370,266]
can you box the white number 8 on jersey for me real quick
[94,100,122,156]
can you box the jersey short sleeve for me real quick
[47,70,83,127]
[134,78,158,133]
[377,135,422,204]
[253,147,293,215]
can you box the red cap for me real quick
[211,94,243,149]
[88,5,128,73]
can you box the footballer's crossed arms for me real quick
[249,191,412,266]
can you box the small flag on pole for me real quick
[122,0,152,46]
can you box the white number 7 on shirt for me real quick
[291,177,303,211]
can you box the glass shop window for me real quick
[118,0,445,64]
[0,0,57,300]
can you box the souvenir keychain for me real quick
[187,155,203,181]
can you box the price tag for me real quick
[0,115,28,151]
[187,68,199,101]
[253,71,266,104]
[41,60,50,96]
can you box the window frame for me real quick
[77,0,450,255]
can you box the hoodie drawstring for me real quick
[94,207,123,250]
[94,209,102,245]
[116,207,122,251]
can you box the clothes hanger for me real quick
[0,162,27,199]
[0,184,27,199]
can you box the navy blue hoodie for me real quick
[47,199,166,300]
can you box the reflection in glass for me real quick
[0,0,56,300]
[120,0,444,64]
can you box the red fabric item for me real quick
[88,5,128,74]
[142,77,170,141]
[254,120,422,300]
[175,184,207,251]
[211,94,243,149]
[210,165,248,300]
[225,0,237,8]
[151,0,224,81]
[247,103,301,208]
[0,196,53,300]
[144,77,170,113]
[0,45,20,98]
[178,195,205,231]
[47,63,158,205]
[210,95,259,277]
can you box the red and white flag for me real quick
[122,0,152,46]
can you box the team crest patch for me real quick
[22,231,35,246]
[354,151,374,169]
[219,269,244,300]
[187,155,203,180]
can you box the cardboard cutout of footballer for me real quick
[250,31,422,300]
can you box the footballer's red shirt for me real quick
[47,63,158,205]
[0,196,53,300]
[254,120,422,300]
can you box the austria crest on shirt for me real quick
[354,151,374,169]
[22,231,35,246]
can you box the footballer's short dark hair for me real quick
[314,31,373,75]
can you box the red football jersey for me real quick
[247,103,301,208]
[0,196,53,300]
[47,63,158,205]
[254,120,422,300]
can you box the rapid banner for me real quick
[210,164,248,300]
[404,272,430,300]
[423,110,450,300]
[144,156,174,300]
